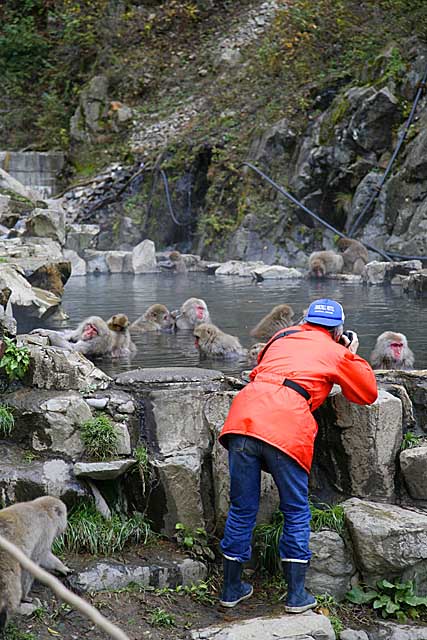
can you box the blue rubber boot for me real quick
[219,558,253,608]
[282,561,317,613]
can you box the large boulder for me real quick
[65,223,100,255]
[63,249,87,277]
[403,269,427,297]
[0,264,61,318]
[314,390,402,501]
[375,370,427,432]
[400,446,427,500]
[346,86,400,154]
[23,338,111,391]
[343,498,427,591]
[0,167,38,203]
[307,530,355,601]
[362,260,422,285]
[70,75,110,144]
[215,260,266,277]
[23,202,66,245]
[131,239,158,274]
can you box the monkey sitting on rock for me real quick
[194,323,247,359]
[370,331,415,370]
[0,496,71,632]
[337,238,369,275]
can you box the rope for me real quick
[348,65,427,237]
[242,161,394,262]
[0,533,130,640]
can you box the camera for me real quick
[339,330,354,347]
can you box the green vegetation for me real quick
[174,522,215,562]
[401,431,422,451]
[315,594,345,636]
[0,404,14,438]
[346,578,427,622]
[80,413,119,460]
[0,337,30,382]
[133,445,155,498]
[254,502,345,574]
[3,624,37,640]
[148,607,176,628]
[53,501,153,556]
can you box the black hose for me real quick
[348,65,427,237]
[242,162,394,262]
[159,169,192,227]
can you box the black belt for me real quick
[283,378,311,403]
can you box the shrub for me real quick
[80,414,119,460]
[174,522,215,562]
[53,501,153,555]
[401,431,421,451]
[0,337,30,381]
[346,578,427,622]
[0,404,14,437]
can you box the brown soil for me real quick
[6,542,293,640]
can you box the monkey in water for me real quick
[250,304,295,341]
[194,323,247,359]
[32,316,113,359]
[0,496,71,632]
[130,304,174,333]
[308,251,344,278]
[173,297,211,331]
[337,238,369,275]
[247,342,266,366]
[370,331,415,370]
[106,314,136,357]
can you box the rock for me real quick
[373,621,427,639]
[131,239,158,273]
[249,118,296,166]
[314,390,402,501]
[105,251,131,273]
[0,264,60,318]
[115,422,131,455]
[86,397,108,410]
[251,265,304,280]
[65,223,100,255]
[84,249,109,274]
[219,47,242,66]
[375,370,427,432]
[24,203,66,245]
[190,612,335,640]
[347,86,400,154]
[362,260,422,285]
[400,446,427,500]
[70,556,207,593]
[117,401,135,414]
[63,249,87,276]
[70,75,110,143]
[343,498,427,590]
[340,631,369,640]
[73,459,136,480]
[23,341,111,390]
[26,261,71,296]
[87,480,111,519]
[215,259,266,277]
[307,530,355,601]
[403,269,427,297]
[0,167,38,203]
[0,442,87,504]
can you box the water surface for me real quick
[22,273,427,377]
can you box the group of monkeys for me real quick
[33,293,415,371]
[308,238,369,277]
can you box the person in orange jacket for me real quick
[218,298,378,612]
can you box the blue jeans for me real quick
[220,435,311,563]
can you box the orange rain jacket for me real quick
[219,323,378,473]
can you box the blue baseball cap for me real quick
[305,298,345,327]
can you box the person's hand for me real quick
[341,330,359,354]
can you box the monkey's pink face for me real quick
[82,323,98,341]
[390,341,403,361]
[195,305,206,320]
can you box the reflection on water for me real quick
[19,273,427,377]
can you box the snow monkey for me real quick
[337,238,369,275]
[370,331,415,370]
[308,251,344,278]
[161,251,188,274]
[0,496,71,632]
[247,342,266,366]
[250,304,295,341]
[130,304,174,333]
[33,316,113,359]
[173,297,211,330]
[194,323,247,359]
[106,313,136,357]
